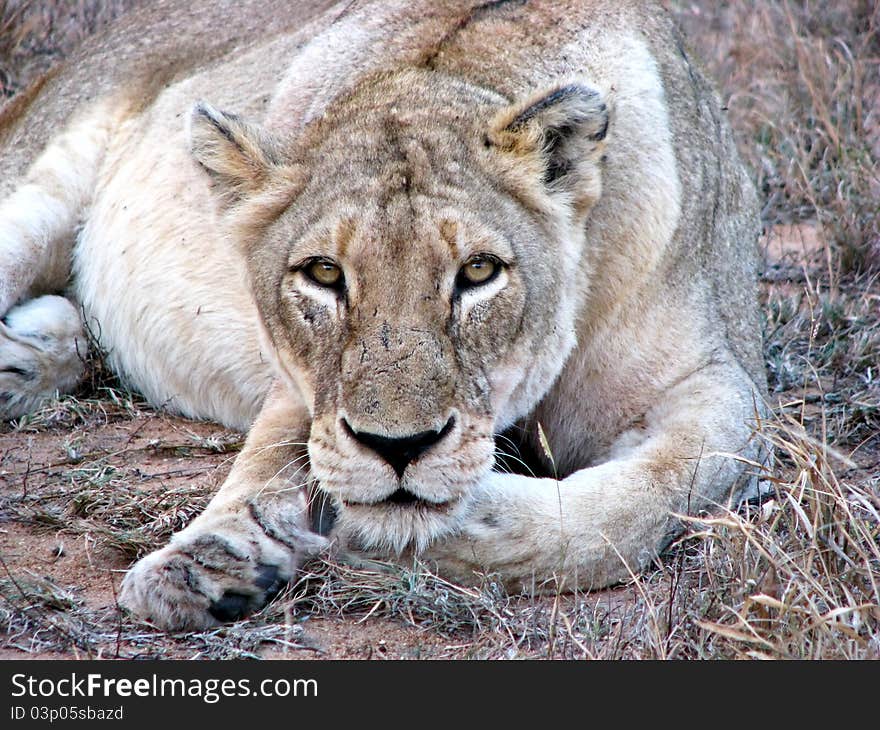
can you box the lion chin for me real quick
[330,494,469,556]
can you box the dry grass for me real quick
[0,0,878,659]
[674,0,880,275]
[656,0,880,660]
[2,387,241,558]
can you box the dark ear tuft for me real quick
[489,82,610,213]
[189,102,284,207]
[506,84,608,138]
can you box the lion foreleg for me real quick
[425,362,766,592]
[119,381,327,630]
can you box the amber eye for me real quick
[303,259,344,289]
[457,255,500,289]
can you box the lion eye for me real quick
[457,255,499,288]
[303,259,344,288]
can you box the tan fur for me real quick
[0,0,767,630]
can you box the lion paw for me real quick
[0,295,86,419]
[119,503,328,631]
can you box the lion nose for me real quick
[343,417,455,478]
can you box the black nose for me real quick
[343,417,455,478]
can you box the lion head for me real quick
[190,68,609,553]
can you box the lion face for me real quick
[190,69,609,552]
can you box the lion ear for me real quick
[189,102,285,207]
[488,83,609,214]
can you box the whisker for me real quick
[252,439,310,457]
[494,433,520,451]
[493,446,538,478]
[256,453,312,496]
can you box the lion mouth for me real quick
[344,488,455,512]
[385,488,426,505]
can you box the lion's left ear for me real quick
[488,83,609,215]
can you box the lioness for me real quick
[0,0,766,630]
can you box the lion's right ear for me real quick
[189,102,285,207]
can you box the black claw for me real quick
[208,592,251,622]
[255,563,286,601]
